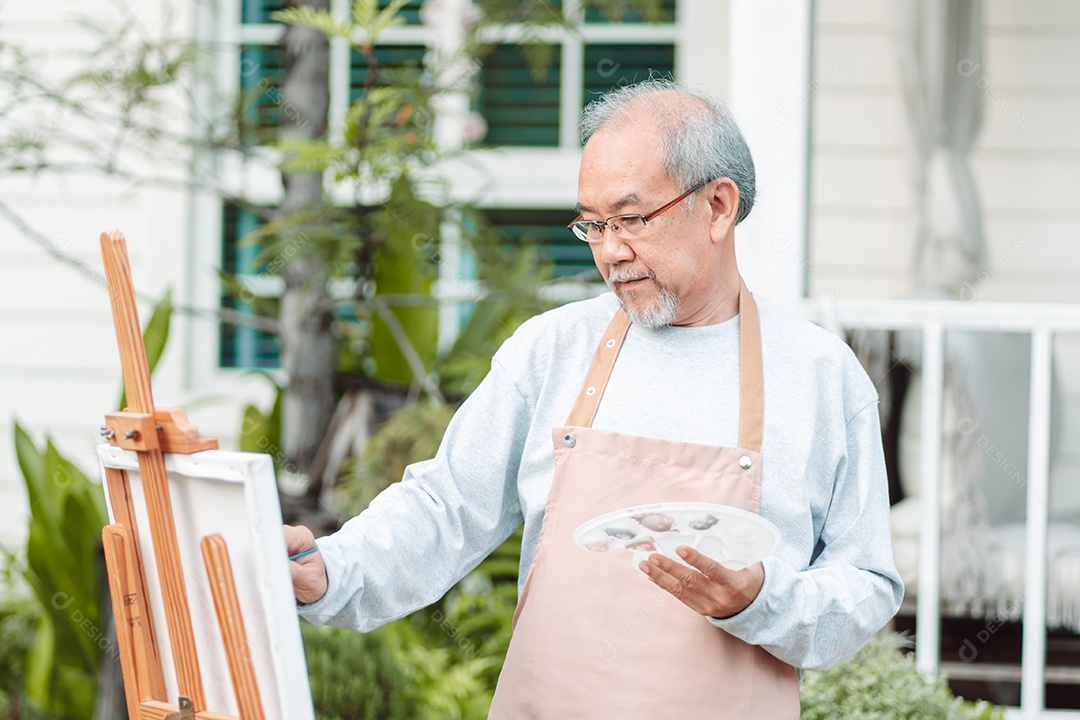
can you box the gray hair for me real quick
[580,79,756,224]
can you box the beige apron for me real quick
[488,281,799,719]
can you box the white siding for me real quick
[0,4,270,550]
[812,0,1080,520]
[812,0,1080,303]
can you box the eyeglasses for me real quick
[567,181,708,243]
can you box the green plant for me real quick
[303,622,422,720]
[304,539,521,720]
[800,633,1005,719]
[434,217,556,398]
[237,374,283,457]
[12,425,108,719]
[332,400,456,516]
[325,394,523,718]
[0,553,61,720]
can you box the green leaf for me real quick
[351,0,378,27]
[23,613,54,704]
[143,288,173,376]
[584,0,668,23]
[366,0,410,41]
[239,405,271,454]
[276,137,337,174]
[12,423,47,525]
[238,374,283,459]
[117,288,173,410]
[368,182,441,386]
[271,6,353,39]
[518,42,558,83]
[14,424,109,717]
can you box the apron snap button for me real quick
[586,386,596,396]
[564,434,576,448]
[739,455,752,470]
[606,338,616,348]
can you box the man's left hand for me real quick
[639,546,764,619]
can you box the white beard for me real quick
[607,269,680,328]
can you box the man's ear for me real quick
[708,178,740,243]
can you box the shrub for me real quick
[302,622,421,720]
[800,633,1005,719]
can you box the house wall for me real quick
[811,0,1080,518]
[0,0,271,550]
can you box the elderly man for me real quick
[286,79,903,718]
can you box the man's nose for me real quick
[599,227,634,265]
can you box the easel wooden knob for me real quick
[98,230,265,719]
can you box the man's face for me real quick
[576,120,715,328]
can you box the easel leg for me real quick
[103,525,144,720]
[104,467,167,700]
[201,534,266,720]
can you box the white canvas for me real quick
[97,444,315,719]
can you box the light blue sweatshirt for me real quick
[300,291,904,671]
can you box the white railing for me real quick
[801,298,1080,719]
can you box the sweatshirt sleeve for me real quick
[707,401,905,670]
[298,358,529,631]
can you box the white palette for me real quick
[574,501,781,571]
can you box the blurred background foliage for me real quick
[8,426,107,718]
[800,634,1005,720]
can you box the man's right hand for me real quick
[284,524,328,605]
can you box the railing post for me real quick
[1021,327,1053,715]
[916,322,945,678]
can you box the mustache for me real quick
[606,268,657,284]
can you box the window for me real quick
[475,6,678,148]
[581,44,675,110]
[239,45,281,146]
[477,45,563,147]
[486,209,597,279]
[220,0,681,368]
[241,0,423,25]
[584,0,676,24]
[220,205,280,368]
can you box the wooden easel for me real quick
[99,230,266,720]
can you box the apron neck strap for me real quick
[736,279,764,453]
[565,280,765,454]
[564,306,632,429]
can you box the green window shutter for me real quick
[383,0,424,25]
[584,0,677,24]
[582,43,675,112]
[485,209,598,279]
[241,44,426,147]
[220,205,281,369]
[476,45,561,147]
[239,45,282,147]
[241,0,284,24]
[241,0,422,24]
[349,45,427,103]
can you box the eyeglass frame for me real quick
[566,179,711,243]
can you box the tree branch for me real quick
[370,296,445,404]
[0,195,280,334]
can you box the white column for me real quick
[426,0,471,352]
[727,0,812,311]
[1021,328,1053,715]
[916,322,944,678]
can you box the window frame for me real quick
[188,0,726,379]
